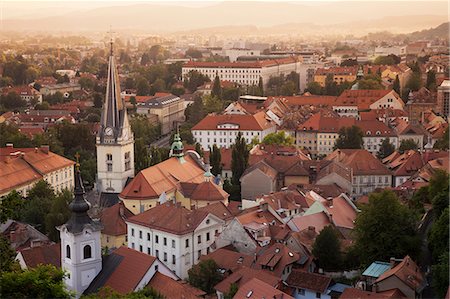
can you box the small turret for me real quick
[169,128,185,163]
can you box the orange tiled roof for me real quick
[190,181,229,202]
[127,202,209,235]
[255,243,299,278]
[288,212,331,233]
[233,277,294,299]
[146,272,205,298]
[286,269,332,293]
[120,155,205,200]
[375,255,425,292]
[214,266,280,294]
[340,288,397,299]
[18,243,61,268]
[199,248,253,272]
[191,111,275,131]
[326,149,391,176]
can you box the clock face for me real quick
[105,127,114,136]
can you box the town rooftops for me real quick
[191,111,275,131]
[375,256,425,292]
[340,288,405,299]
[214,266,280,294]
[84,246,159,295]
[17,243,61,269]
[184,57,299,69]
[255,243,300,278]
[126,202,216,235]
[199,248,254,272]
[286,269,333,293]
[138,94,181,108]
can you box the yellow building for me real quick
[314,67,358,87]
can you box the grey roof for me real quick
[362,261,391,278]
[99,192,120,208]
[139,94,181,108]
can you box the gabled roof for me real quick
[127,202,212,235]
[197,201,235,221]
[18,243,61,268]
[100,202,134,236]
[120,154,205,200]
[375,256,425,292]
[232,277,294,299]
[286,269,332,293]
[199,248,253,272]
[340,288,400,299]
[146,272,205,299]
[241,160,278,180]
[287,212,331,233]
[214,266,279,294]
[192,111,275,131]
[382,150,424,177]
[335,89,397,110]
[255,243,300,278]
[84,246,158,295]
[190,180,229,202]
[326,149,391,176]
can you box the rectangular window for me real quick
[198,250,201,260]
[156,250,159,258]
[107,163,112,172]
[155,235,159,243]
[131,242,135,249]
[206,232,210,241]
[164,237,167,246]
[163,252,167,262]
[185,239,189,248]
[147,247,151,254]
[198,235,201,244]
[147,233,150,241]
[316,292,321,298]
[172,255,176,265]
[106,154,112,161]
[139,231,142,239]
[131,228,134,237]
[139,245,143,252]
[172,240,175,248]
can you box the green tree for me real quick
[21,180,55,233]
[93,92,103,108]
[231,132,249,186]
[312,226,342,271]
[405,72,421,92]
[334,126,364,149]
[45,190,72,242]
[136,77,150,96]
[34,101,50,110]
[281,81,297,96]
[376,137,395,159]
[431,252,449,299]
[305,81,323,95]
[358,79,383,90]
[210,144,222,176]
[426,70,436,91]
[258,76,264,96]
[195,142,204,158]
[353,190,420,266]
[324,73,339,96]
[0,264,71,298]
[224,283,238,299]
[149,146,162,166]
[135,138,151,173]
[185,48,203,59]
[183,70,210,92]
[262,131,294,146]
[429,170,449,218]
[398,139,418,153]
[83,286,164,299]
[0,235,19,273]
[184,95,205,125]
[393,75,400,95]
[433,126,449,150]
[0,190,23,223]
[0,92,27,109]
[428,207,449,262]
[188,259,222,294]
[211,75,222,99]
[373,55,399,65]
[203,95,223,114]
[78,77,95,90]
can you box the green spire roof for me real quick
[170,131,184,159]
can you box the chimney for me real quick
[40,145,49,154]
[390,257,396,268]
[34,147,38,153]
[308,226,315,231]
[6,143,13,148]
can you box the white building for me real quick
[182,57,302,88]
[191,111,277,150]
[96,49,134,194]
[224,48,261,62]
[126,202,225,279]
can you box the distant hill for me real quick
[407,22,450,40]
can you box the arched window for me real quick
[66,245,71,259]
[83,245,92,259]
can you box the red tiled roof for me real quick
[100,202,134,236]
[288,212,331,233]
[191,111,275,131]
[200,248,253,272]
[127,202,210,235]
[102,246,157,294]
[382,150,424,177]
[190,181,229,202]
[375,256,425,292]
[214,266,280,293]
[336,90,402,110]
[286,269,332,293]
[232,277,294,299]
[146,272,205,298]
[340,288,393,299]
[326,149,391,176]
[255,243,299,278]
[18,243,61,268]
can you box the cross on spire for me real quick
[74,152,80,170]
[107,26,116,56]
